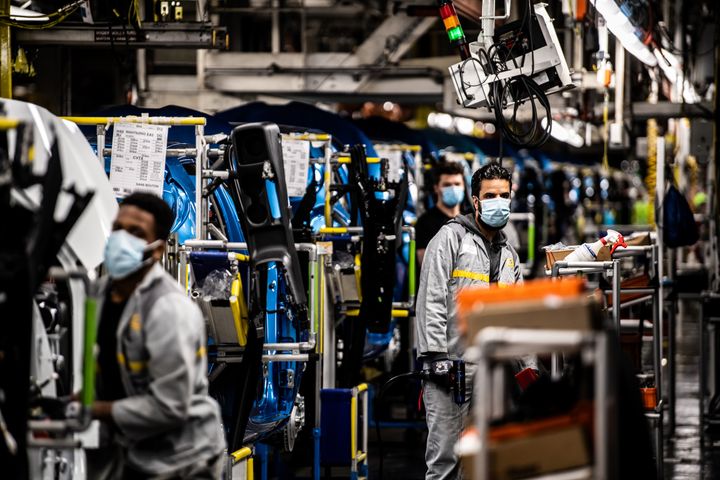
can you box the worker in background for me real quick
[416,163,531,480]
[88,192,225,480]
[416,161,466,266]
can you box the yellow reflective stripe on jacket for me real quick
[117,352,147,373]
[452,270,489,282]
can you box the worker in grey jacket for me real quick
[89,192,225,479]
[416,163,530,480]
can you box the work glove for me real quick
[602,229,627,254]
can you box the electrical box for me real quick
[447,4,574,110]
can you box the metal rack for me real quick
[62,115,211,245]
[699,292,720,445]
[547,244,665,478]
[181,239,324,480]
[468,327,616,480]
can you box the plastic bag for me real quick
[200,269,233,300]
[663,185,699,248]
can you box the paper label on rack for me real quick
[109,123,168,198]
[316,241,333,255]
[282,139,311,197]
[377,148,403,183]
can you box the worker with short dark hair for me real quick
[416,161,467,266]
[416,163,533,480]
[89,192,225,480]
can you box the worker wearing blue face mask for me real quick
[87,192,225,480]
[416,163,534,480]
[415,162,467,267]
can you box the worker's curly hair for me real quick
[120,192,175,241]
[471,163,512,197]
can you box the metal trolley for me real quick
[547,243,666,478]
[468,327,617,480]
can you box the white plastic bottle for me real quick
[565,229,626,262]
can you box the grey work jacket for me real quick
[415,215,523,361]
[94,264,225,475]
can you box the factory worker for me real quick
[415,161,467,266]
[88,192,225,480]
[415,163,533,480]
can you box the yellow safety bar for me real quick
[351,383,369,467]
[229,274,249,346]
[61,116,207,126]
[354,254,362,302]
[231,446,253,462]
[0,118,20,130]
[337,157,381,164]
[377,144,422,152]
[344,309,409,318]
[351,390,358,461]
[232,253,251,263]
[230,446,255,480]
[282,133,331,141]
[318,227,350,235]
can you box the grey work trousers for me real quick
[423,380,470,480]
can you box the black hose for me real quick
[374,372,423,479]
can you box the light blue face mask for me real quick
[479,197,511,229]
[104,230,161,279]
[441,185,465,207]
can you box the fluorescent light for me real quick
[10,6,50,22]
[454,117,475,136]
[590,0,657,67]
[541,118,585,148]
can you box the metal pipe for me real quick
[603,288,656,295]
[608,295,654,313]
[26,438,82,449]
[263,340,315,352]
[208,224,228,242]
[324,145,332,227]
[185,240,248,250]
[197,124,207,240]
[612,260,621,330]
[103,147,198,158]
[551,267,610,276]
[203,169,230,179]
[263,353,309,362]
[96,124,105,165]
[554,261,615,269]
[614,41,626,133]
[311,156,382,165]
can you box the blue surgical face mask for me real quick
[104,230,161,279]
[478,197,511,229]
[441,185,465,207]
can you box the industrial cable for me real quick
[0,0,84,29]
[374,372,423,480]
[456,0,552,149]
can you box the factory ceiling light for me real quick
[589,0,658,67]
